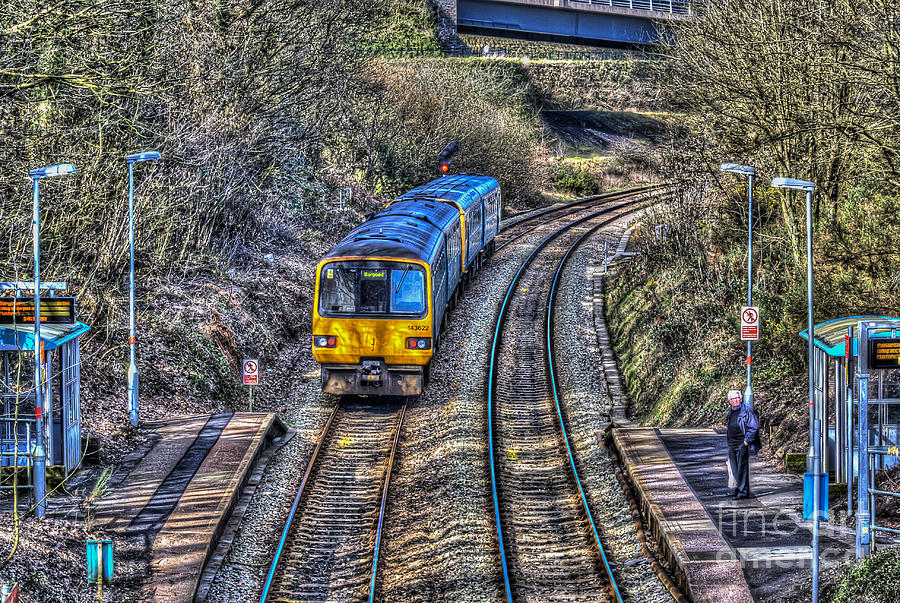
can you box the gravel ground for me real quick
[552,216,672,602]
[203,340,335,601]
[206,206,666,602]
[207,222,533,601]
[377,210,637,601]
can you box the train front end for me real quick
[312,258,432,396]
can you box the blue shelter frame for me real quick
[799,315,900,514]
[0,284,89,491]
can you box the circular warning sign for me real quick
[243,359,259,386]
[740,306,760,341]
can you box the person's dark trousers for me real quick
[728,444,751,497]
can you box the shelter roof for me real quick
[798,315,900,358]
[0,321,90,352]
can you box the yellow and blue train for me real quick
[312,174,502,396]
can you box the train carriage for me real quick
[395,173,502,276]
[313,174,501,396]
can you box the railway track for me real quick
[259,399,406,603]
[488,194,648,602]
[495,185,656,253]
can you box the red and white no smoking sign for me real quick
[740,306,760,341]
[242,358,259,386]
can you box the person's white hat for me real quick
[727,389,742,402]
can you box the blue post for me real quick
[102,539,114,582]
[28,163,76,518]
[857,324,870,557]
[806,189,820,603]
[744,172,755,409]
[31,177,46,519]
[847,325,854,516]
[127,161,138,427]
[86,540,99,584]
[125,150,160,428]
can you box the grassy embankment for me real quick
[604,0,900,464]
[0,0,664,463]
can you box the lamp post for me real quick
[772,176,820,602]
[125,151,160,427]
[720,163,757,409]
[28,163,76,518]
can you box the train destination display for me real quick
[869,338,900,369]
[0,297,76,325]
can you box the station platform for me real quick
[613,427,855,602]
[96,412,288,601]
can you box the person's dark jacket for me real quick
[727,403,761,454]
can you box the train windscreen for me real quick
[318,261,426,317]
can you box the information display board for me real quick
[869,338,900,369]
[0,297,75,325]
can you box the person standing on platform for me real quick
[726,389,760,499]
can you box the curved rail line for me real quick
[488,194,647,602]
[495,185,656,253]
[259,399,407,603]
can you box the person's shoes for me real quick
[736,493,751,499]
[727,489,738,497]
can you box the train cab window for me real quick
[319,265,355,313]
[319,261,426,317]
[359,269,388,312]
[391,267,425,314]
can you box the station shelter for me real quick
[0,283,89,494]
[799,315,900,490]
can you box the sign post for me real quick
[721,163,757,409]
[242,359,259,412]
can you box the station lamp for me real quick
[28,162,77,518]
[720,163,757,409]
[771,175,821,602]
[125,150,161,427]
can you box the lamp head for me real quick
[771,177,815,192]
[29,164,76,179]
[126,151,161,163]
[719,163,756,176]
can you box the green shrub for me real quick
[338,58,546,207]
[831,547,900,602]
[554,164,599,196]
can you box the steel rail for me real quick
[260,399,407,603]
[547,215,627,603]
[495,185,655,253]
[500,184,655,231]
[487,193,646,602]
[259,402,341,603]
[369,401,408,603]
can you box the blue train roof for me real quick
[379,200,460,231]
[322,202,454,264]
[396,174,499,212]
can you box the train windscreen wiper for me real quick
[394,264,411,294]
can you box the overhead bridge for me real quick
[454,0,693,46]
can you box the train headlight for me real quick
[314,335,337,348]
[406,337,432,350]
